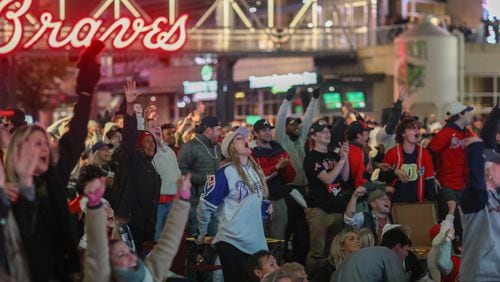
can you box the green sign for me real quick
[201,65,213,81]
[271,85,291,94]
[346,92,366,109]
[323,92,342,110]
[247,115,261,125]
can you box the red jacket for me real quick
[348,143,370,188]
[383,144,435,203]
[428,124,474,190]
[252,141,295,199]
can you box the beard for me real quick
[288,133,300,141]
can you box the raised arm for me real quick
[480,103,499,150]
[300,89,320,141]
[385,87,406,135]
[57,41,105,184]
[275,87,295,144]
[82,178,111,282]
[146,175,191,280]
[11,138,42,236]
[344,186,366,224]
[120,81,142,165]
[460,138,489,214]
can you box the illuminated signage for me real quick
[193,92,217,102]
[249,72,318,91]
[200,64,214,81]
[323,92,342,110]
[346,91,366,108]
[183,80,217,95]
[0,0,188,55]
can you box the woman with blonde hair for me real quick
[315,229,361,281]
[196,126,270,282]
[358,228,375,248]
[4,40,104,280]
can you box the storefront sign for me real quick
[183,80,217,95]
[0,0,188,55]
[249,72,318,91]
[193,92,217,102]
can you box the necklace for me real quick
[194,136,219,159]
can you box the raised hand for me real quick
[312,88,321,99]
[446,200,457,215]
[398,85,408,102]
[339,141,349,160]
[353,186,367,198]
[275,158,290,170]
[13,140,40,187]
[83,177,105,208]
[144,104,158,120]
[76,40,105,96]
[177,173,192,201]
[5,183,19,203]
[124,80,141,105]
[285,87,296,101]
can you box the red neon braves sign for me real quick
[0,0,188,55]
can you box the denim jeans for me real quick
[155,201,175,241]
[187,202,218,237]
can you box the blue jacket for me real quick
[197,163,267,254]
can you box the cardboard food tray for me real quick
[391,201,437,252]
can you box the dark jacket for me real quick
[177,133,221,198]
[459,142,500,281]
[116,114,161,249]
[12,94,91,281]
[480,104,499,152]
[315,259,336,282]
[251,140,295,200]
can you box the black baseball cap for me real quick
[286,116,302,125]
[253,119,275,132]
[198,116,221,133]
[484,148,500,163]
[309,120,332,134]
[91,142,113,154]
[347,120,373,136]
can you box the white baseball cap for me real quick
[221,127,249,158]
[446,102,473,116]
[381,224,411,238]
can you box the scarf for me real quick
[113,258,147,282]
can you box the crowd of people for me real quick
[0,41,499,282]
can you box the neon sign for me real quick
[0,0,188,55]
[249,72,318,91]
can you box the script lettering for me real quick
[0,0,31,54]
[0,0,188,54]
